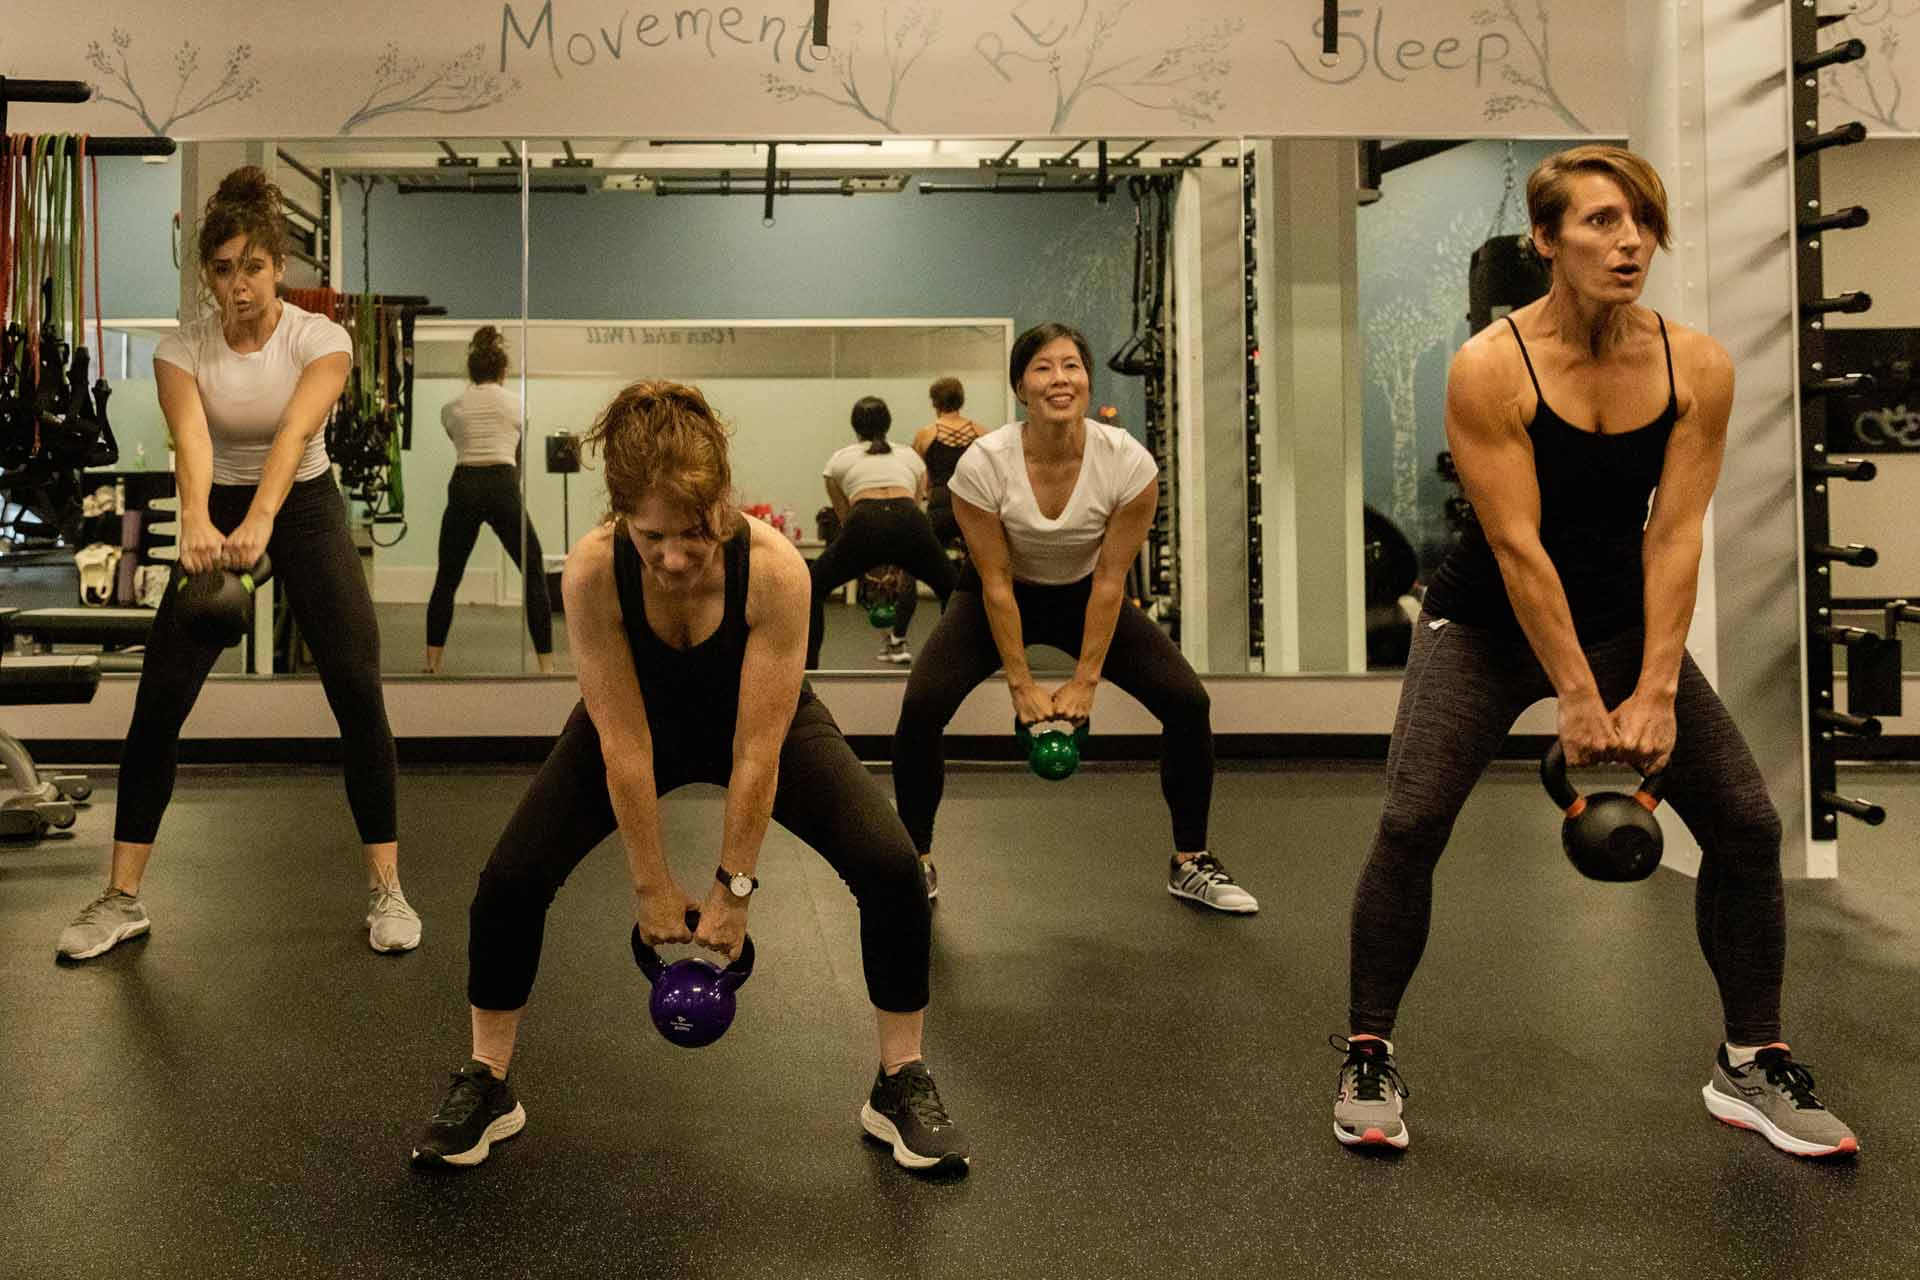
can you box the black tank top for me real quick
[1423,313,1679,643]
[923,434,975,490]
[611,519,771,772]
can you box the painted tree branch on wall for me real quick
[339,43,521,134]
[1821,2,1918,133]
[763,5,940,133]
[1475,2,1588,133]
[85,28,260,136]
[1362,208,1485,541]
[1042,2,1240,132]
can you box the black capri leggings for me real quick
[807,497,957,664]
[116,474,397,845]
[467,695,932,1013]
[1348,610,1786,1045]
[427,464,553,655]
[892,575,1213,855]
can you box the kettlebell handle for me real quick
[1013,716,1090,748]
[629,909,755,989]
[1539,739,1667,815]
[240,551,273,591]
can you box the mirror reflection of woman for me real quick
[911,376,985,548]
[411,381,968,1174]
[424,326,556,675]
[890,323,1256,912]
[54,167,420,961]
[1332,146,1856,1158]
[807,396,957,667]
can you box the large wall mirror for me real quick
[70,132,1633,689]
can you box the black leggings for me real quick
[1348,610,1787,1045]
[892,576,1213,855]
[468,696,932,1013]
[426,464,553,655]
[807,497,957,664]
[116,474,397,845]
[927,488,961,547]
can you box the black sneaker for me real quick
[860,1061,969,1172]
[411,1060,526,1168]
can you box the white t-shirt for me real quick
[154,301,352,485]
[822,440,926,499]
[441,383,523,467]
[947,420,1158,585]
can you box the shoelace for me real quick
[432,1069,494,1124]
[370,889,414,918]
[81,889,131,918]
[1329,1034,1410,1102]
[896,1071,953,1130]
[1182,855,1231,885]
[1758,1055,1826,1111]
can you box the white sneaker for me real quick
[368,886,422,953]
[877,636,913,665]
[1167,854,1258,913]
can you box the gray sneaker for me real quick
[1703,1045,1858,1157]
[367,886,422,954]
[1331,1035,1410,1150]
[57,888,151,960]
[921,857,938,901]
[1167,854,1258,913]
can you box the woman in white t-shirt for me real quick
[807,396,958,667]
[54,167,421,962]
[424,326,554,674]
[891,323,1256,912]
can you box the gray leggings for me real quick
[1348,610,1785,1045]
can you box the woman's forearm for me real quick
[1073,578,1126,684]
[1638,532,1704,698]
[981,580,1034,685]
[174,430,214,520]
[247,424,318,519]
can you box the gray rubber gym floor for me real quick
[2,761,1915,1279]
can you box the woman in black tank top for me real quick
[913,375,986,546]
[411,380,971,1175]
[1335,147,1855,1157]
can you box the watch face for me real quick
[729,873,754,898]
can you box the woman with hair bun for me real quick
[424,325,555,674]
[53,166,421,961]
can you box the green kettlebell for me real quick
[867,599,897,629]
[1014,717,1089,782]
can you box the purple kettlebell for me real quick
[630,911,755,1049]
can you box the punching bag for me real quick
[1468,234,1551,334]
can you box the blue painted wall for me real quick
[338,173,1146,431]
[96,155,183,319]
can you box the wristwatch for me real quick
[717,866,759,899]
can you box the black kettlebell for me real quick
[630,910,755,1049]
[174,553,273,648]
[1539,739,1668,882]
